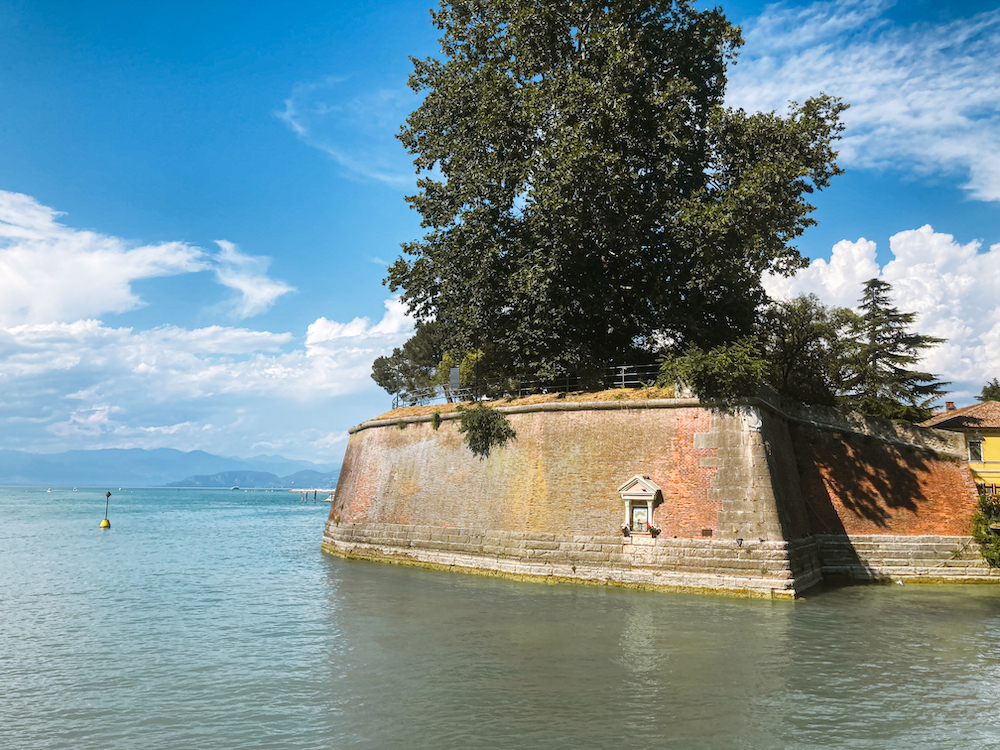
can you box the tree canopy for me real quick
[371,320,450,404]
[759,294,855,406]
[838,278,947,422]
[387,0,847,382]
[658,279,947,422]
[978,378,1000,403]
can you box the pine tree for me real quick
[977,378,1000,403]
[840,278,947,422]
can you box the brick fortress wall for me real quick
[324,399,995,596]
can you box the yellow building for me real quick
[922,401,1000,493]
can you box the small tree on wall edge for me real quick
[456,403,516,460]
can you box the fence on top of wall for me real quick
[390,362,661,410]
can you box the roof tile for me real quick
[921,401,1000,430]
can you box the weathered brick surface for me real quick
[332,405,725,539]
[326,399,991,596]
[792,423,980,537]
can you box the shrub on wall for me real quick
[456,403,516,459]
[971,494,1000,567]
[657,338,767,402]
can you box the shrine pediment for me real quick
[617,475,661,501]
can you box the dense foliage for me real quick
[659,338,767,403]
[387,0,846,382]
[760,294,856,406]
[456,403,517,459]
[978,378,1000,403]
[657,279,947,421]
[371,321,451,404]
[837,279,947,422]
[971,494,1000,568]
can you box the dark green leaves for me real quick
[388,0,846,381]
[971,495,1000,567]
[657,281,947,422]
[658,338,767,401]
[977,378,1000,403]
[456,403,517,459]
[371,321,450,403]
[838,278,947,422]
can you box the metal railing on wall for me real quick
[390,363,661,410]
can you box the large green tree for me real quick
[658,294,855,405]
[760,294,856,406]
[657,283,947,423]
[371,320,451,404]
[387,0,846,381]
[839,278,947,422]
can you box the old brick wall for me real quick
[792,423,980,537]
[332,404,724,539]
[328,399,989,595]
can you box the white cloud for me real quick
[0,190,294,324]
[212,240,295,318]
[0,299,412,401]
[306,297,412,345]
[729,1,1000,200]
[764,226,1000,401]
[0,299,413,457]
[0,191,204,325]
[0,189,411,460]
[277,75,415,186]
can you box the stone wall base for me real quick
[322,523,1000,596]
[322,522,831,599]
[815,534,1000,583]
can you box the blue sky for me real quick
[0,0,997,462]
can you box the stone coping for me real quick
[348,398,701,433]
[347,395,965,457]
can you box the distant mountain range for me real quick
[0,448,340,487]
[167,469,339,489]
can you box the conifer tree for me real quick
[977,378,1000,403]
[840,278,947,422]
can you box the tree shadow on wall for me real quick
[792,423,932,532]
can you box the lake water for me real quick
[3,488,1000,749]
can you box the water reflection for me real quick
[4,489,1000,750]
[322,557,1000,749]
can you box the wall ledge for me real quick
[349,395,965,458]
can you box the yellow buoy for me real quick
[100,491,112,529]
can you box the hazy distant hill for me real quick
[166,469,339,489]
[0,448,340,487]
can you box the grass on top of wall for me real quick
[376,386,677,421]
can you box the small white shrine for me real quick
[617,475,662,533]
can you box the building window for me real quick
[969,440,984,462]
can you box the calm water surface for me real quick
[3,488,1000,749]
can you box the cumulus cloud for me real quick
[0,299,414,457]
[0,190,294,324]
[728,0,1000,201]
[0,191,204,325]
[0,300,412,403]
[0,189,413,459]
[764,226,1000,401]
[277,75,415,186]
